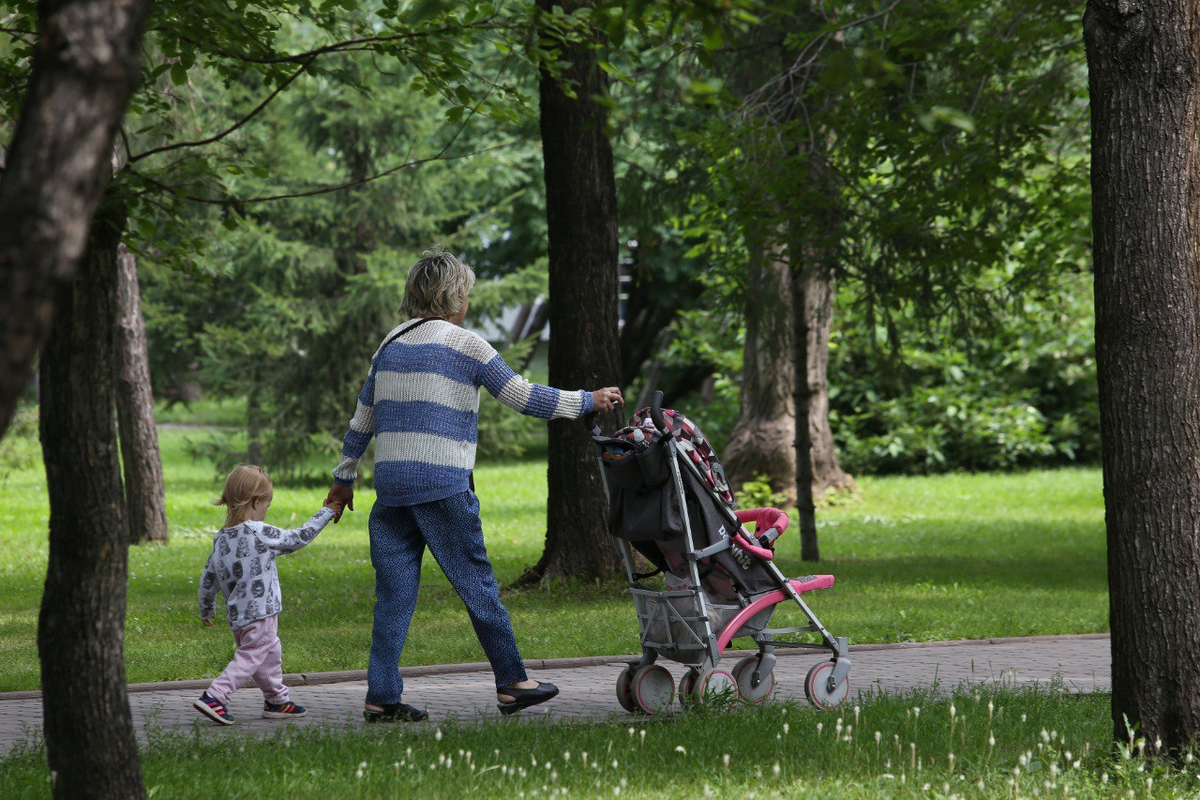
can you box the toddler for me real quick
[193,464,341,725]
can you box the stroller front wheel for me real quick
[733,656,777,704]
[804,660,851,710]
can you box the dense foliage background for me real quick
[3,0,1095,481]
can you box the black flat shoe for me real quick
[497,681,560,715]
[363,702,429,722]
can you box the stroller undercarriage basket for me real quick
[590,391,853,713]
[634,587,774,665]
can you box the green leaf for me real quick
[170,64,188,86]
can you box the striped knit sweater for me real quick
[334,318,594,506]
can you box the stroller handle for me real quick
[650,390,667,433]
[582,411,601,435]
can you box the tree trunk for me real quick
[115,244,168,544]
[522,0,622,584]
[39,200,145,798]
[800,264,852,498]
[0,0,152,439]
[725,235,798,502]
[1086,0,1200,752]
[793,265,820,562]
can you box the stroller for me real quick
[589,391,851,713]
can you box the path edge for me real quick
[0,633,1110,702]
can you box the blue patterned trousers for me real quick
[365,490,528,705]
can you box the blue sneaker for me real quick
[262,700,306,719]
[193,692,235,725]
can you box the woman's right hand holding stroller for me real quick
[591,387,623,412]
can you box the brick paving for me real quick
[0,634,1109,756]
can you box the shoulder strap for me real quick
[381,316,444,350]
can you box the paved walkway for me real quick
[0,634,1109,756]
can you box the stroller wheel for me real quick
[804,660,851,710]
[732,656,776,704]
[631,665,674,713]
[678,669,699,706]
[686,668,736,705]
[615,666,638,713]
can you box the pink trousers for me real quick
[207,614,289,704]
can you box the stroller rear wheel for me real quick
[678,669,699,705]
[732,656,776,704]
[631,665,674,713]
[804,660,851,710]
[683,668,736,705]
[615,666,638,713]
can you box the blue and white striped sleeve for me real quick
[333,358,378,485]
[476,344,594,420]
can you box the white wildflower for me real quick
[675,746,687,755]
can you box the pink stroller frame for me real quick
[590,391,852,712]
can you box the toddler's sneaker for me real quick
[193,692,235,725]
[263,700,307,719]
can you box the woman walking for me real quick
[327,246,621,721]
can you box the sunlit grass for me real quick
[0,427,1107,691]
[3,684,1183,798]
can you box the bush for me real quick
[0,407,40,476]
[835,383,1062,474]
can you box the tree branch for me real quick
[170,18,499,66]
[129,55,315,163]
[127,136,534,206]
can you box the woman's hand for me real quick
[591,387,623,413]
[325,483,354,523]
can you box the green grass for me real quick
[0,427,1107,692]
[153,397,247,426]
[2,685,1186,797]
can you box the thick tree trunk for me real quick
[0,0,152,439]
[726,234,852,508]
[725,237,798,502]
[1085,0,1200,751]
[524,0,622,583]
[39,201,145,798]
[115,244,168,544]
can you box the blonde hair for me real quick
[213,464,273,527]
[399,245,476,319]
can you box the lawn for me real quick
[2,685,1179,798]
[0,426,1108,692]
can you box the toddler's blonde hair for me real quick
[214,464,273,527]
